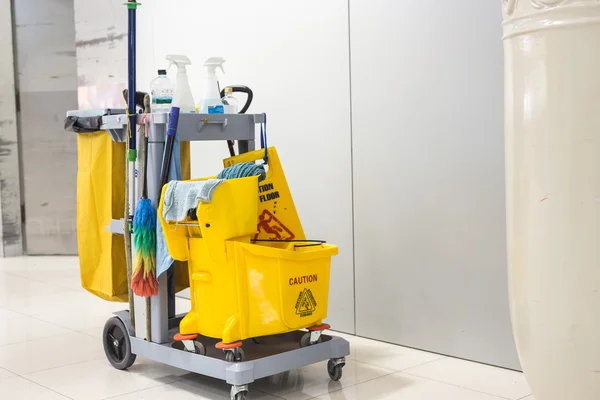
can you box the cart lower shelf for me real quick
[105,310,350,400]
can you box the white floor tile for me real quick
[25,358,187,400]
[34,304,125,332]
[176,296,191,314]
[0,331,104,374]
[0,256,79,273]
[314,372,505,400]
[404,357,531,400]
[110,374,280,399]
[0,275,66,309]
[0,307,22,320]
[7,267,82,289]
[5,289,125,331]
[348,335,446,371]
[0,314,72,346]
[0,256,533,400]
[253,359,393,400]
[0,366,17,379]
[76,324,105,339]
[177,288,191,299]
[0,376,69,399]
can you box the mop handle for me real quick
[159,106,180,188]
[166,106,180,137]
[126,2,140,157]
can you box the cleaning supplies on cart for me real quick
[220,86,254,114]
[162,179,224,222]
[166,54,195,113]
[199,57,225,114]
[222,87,238,114]
[219,85,255,157]
[150,69,174,112]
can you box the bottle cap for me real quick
[224,87,233,93]
[158,69,167,75]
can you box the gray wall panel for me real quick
[350,0,519,369]
[19,91,78,254]
[14,0,78,254]
[0,0,23,257]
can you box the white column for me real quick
[504,1,600,398]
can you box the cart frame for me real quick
[73,111,351,400]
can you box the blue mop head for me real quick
[218,162,266,182]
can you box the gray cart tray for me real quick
[114,310,350,398]
[99,112,265,143]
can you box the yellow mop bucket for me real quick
[181,239,337,344]
[158,176,338,344]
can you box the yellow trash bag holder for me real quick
[76,130,191,302]
[77,130,128,302]
[158,175,338,344]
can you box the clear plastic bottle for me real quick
[200,57,225,114]
[222,87,239,114]
[150,69,174,113]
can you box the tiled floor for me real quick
[0,257,533,399]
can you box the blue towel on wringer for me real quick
[162,179,224,222]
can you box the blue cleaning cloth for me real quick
[156,133,182,279]
[162,179,224,222]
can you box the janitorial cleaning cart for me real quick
[64,3,349,400]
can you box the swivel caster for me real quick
[230,384,248,400]
[327,357,345,381]
[174,333,206,355]
[300,323,330,347]
[217,341,245,362]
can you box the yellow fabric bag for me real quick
[223,146,306,241]
[77,131,128,302]
[77,131,190,302]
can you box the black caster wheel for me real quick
[300,332,322,348]
[103,317,136,370]
[327,359,344,381]
[225,348,245,362]
[187,342,206,356]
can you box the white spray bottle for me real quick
[166,54,196,113]
[200,57,225,114]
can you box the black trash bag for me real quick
[64,109,125,133]
[64,115,104,133]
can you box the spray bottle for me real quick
[165,54,195,113]
[200,57,225,114]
